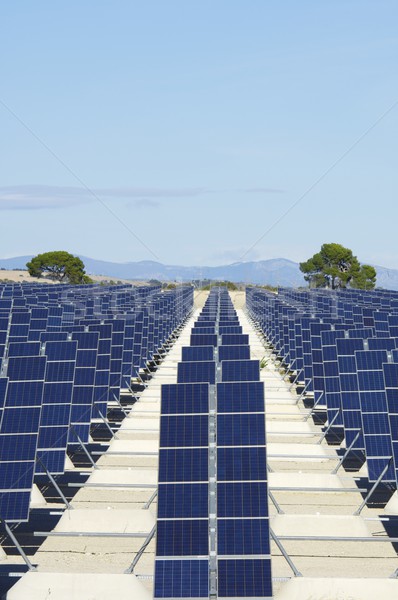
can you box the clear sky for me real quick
[0,1,397,268]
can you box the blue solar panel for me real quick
[177,361,216,384]
[155,289,271,598]
[355,349,395,482]
[217,447,267,481]
[159,448,208,482]
[160,415,208,447]
[36,340,78,474]
[218,414,266,446]
[157,484,209,518]
[190,334,218,347]
[7,342,40,357]
[181,346,214,362]
[218,519,270,555]
[221,334,249,346]
[217,559,272,598]
[156,520,209,556]
[221,360,260,382]
[154,559,208,598]
[0,355,46,522]
[68,331,99,445]
[219,326,243,335]
[337,337,365,450]
[217,482,268,517]
[191,327,215,335]
[217,382,265,413]
[218,345,250,361]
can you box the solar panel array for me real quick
[155,287,272,599]
[246,286,398,488]
[0,282,193,522]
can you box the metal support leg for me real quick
[125,525,157,574]
[269,490,284,514]
[36,457,72,510]
[303,391,324,421]
[143,489,158,510]
[126,383,140,402]
[289,368,303,391]
[112,393,130,417]
[354,459,392,516]
[71,427,98,469]
[270,527,302,577]
[283,359,296,381]
[295,379,312,404]
[317,410,341,444]
[267,462,274,473]
[97,409,115,439]
[2,520,36,571]
[332,431,361,474]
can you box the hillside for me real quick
[1,255,397,290]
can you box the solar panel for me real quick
[0,355,46,522]
[217,382,265,413]
[181,346,214,362]
[355,349,395,482]
[161,383,209,414]
[177,361,216,384]
[217,559,272,598]
[36,340,78,474]
[68,331,99,445]
[383,362,398,488]
[218,345,250,361]
[336,337,365,450]
[190,334,218,347]
[154,559,208,598]
[155,289,271,599]
[221,360,260,382]
[221,334,249,346]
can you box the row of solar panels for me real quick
[154,287,272,599]
[246,287,398,488]
[0,283,193,522]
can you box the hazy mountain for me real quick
[1,255,398,290]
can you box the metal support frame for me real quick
[270,528,302,577]
[303,391,324,421]
[354,459,392,516]
[143,489,158,510]
[70,427,98,469]
[269,490,284,514]
[317,410,341,444]
[276,534,398,543]
[125,525,157,574]
[97,409,116,439]
[289,368,303,391]
[113,392,132,416]
[33,531,151,538]
[2,519,37,571]
[283,358,297,381]
[36,457,72,510]
[295,379,312,404]
[332,431,361,474]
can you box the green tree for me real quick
[26,251,92,284]
[299,243,376,290]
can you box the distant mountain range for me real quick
[1,255,398,290]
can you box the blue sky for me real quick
[0,1,397,268]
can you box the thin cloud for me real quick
[0,184,209,210]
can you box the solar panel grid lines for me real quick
[0,354,46,522]
[155,287,272,599]
[355,348,395,482]
[36,339,78,475]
